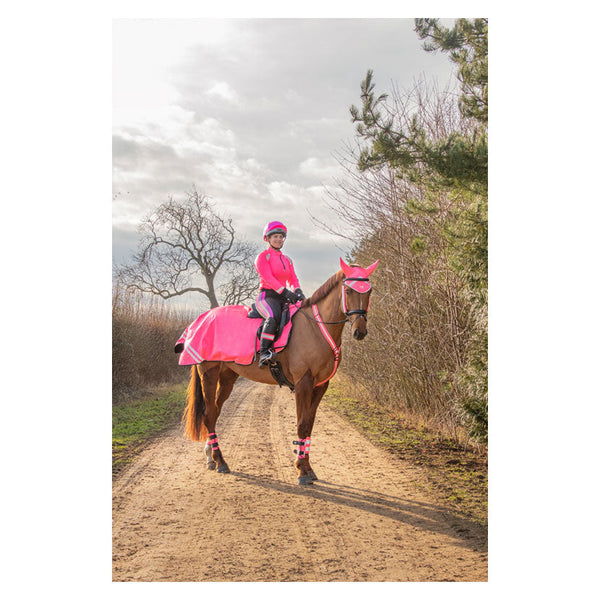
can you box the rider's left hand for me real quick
[282,288,299,304]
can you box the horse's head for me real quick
[340,258,379,340]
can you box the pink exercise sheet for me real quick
[175,303,299,366]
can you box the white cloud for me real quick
[113,19,239,130]
[299,156,340,182]
[266,181,307,206]
[206,81,239,104]
[113,18,456,285]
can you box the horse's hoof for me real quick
[298,475,314,485]
[207,462,216,471]
[307,470,318,481]
[217,464,230,474]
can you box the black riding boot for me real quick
[258,317,278,368]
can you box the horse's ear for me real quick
[339,258,353,277]
[364,259,379,277]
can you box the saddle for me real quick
[247,302,295,391]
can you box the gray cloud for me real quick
[113,18,455,301]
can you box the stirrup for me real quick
[258,349,274,368]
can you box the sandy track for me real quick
[112,379,487,581]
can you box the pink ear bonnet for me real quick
[339,258,379,292]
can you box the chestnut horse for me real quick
[181,258,379,485]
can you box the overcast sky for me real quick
[113,18,456,309]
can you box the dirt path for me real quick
[112,379,487,582]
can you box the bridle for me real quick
[341,277,371,324]
[298,273,374,388]
[298,276,372,325]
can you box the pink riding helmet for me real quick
[263,221,288,241]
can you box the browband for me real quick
[343,276,372,294]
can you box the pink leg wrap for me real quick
[207,432,219,451]
[293,437,311,459]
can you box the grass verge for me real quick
[112,381,188,478]
[323,378,488,526]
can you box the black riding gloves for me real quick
[294,288,306,301]
[282,288,299,304]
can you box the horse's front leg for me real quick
[294,373,329,485]
[303,381,329,482]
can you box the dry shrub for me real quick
[318,81,485,442]
[112,284,196,400]
[338,175,472,441]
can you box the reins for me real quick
[298,310,348,325]
[298,308,365,326]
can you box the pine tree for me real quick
[349,18,489,440]
[415,18,488,125]
[350,19,488,193]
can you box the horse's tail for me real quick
[182,365,207,442]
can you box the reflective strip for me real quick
[313,304,338,353]
[345,279,372,293]
[256,291,274,318]
[261,331,276,341]
[185,343,204,363]
[312,304,341,387]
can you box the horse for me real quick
[180,258,379,485]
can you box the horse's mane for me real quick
[301,270,343,308]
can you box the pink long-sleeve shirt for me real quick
[254,248,300,294]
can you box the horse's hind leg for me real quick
[216,366,239,417]
[204,442,216,470]
[199,365,228,473]
[201,364,239,474]
[203,367,239,470]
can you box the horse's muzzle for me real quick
[353,329,367,340]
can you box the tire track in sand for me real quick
[113,379,487,581]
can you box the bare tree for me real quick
[116,188,259,308]
[217,260,260,306]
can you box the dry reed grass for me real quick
[112,284,196,402]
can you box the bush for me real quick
[112,285,196,399]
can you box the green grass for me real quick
[112,382,188,477]
[323,379,488,525]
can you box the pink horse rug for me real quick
[175,304,299,366]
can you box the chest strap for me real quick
[312,304,341,387]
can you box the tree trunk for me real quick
[206,276,219,308]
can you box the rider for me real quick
[254,221,305,367]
